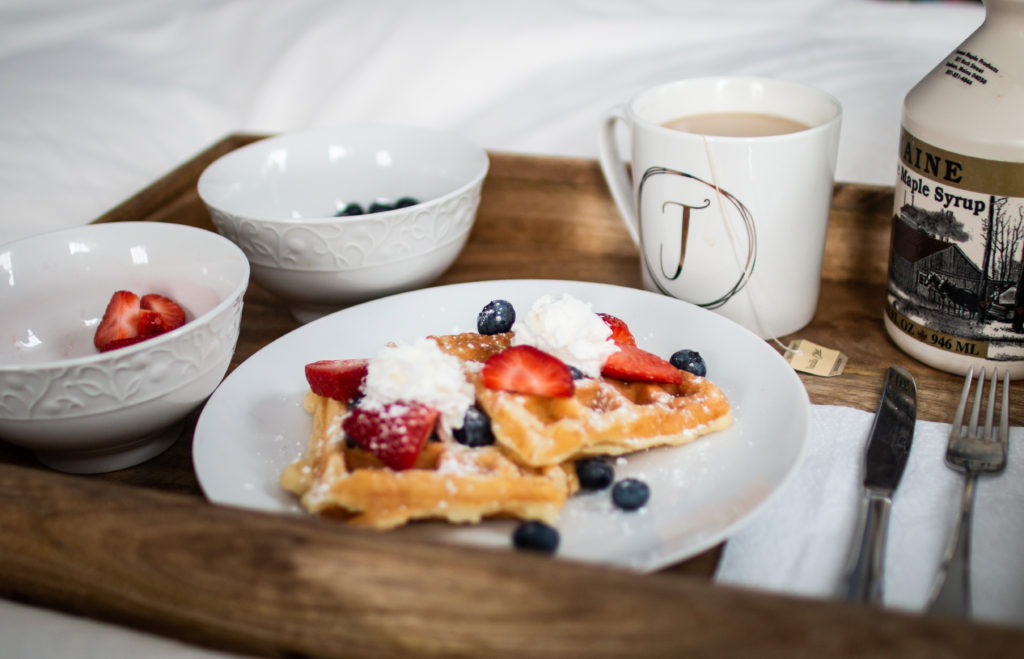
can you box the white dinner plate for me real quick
[193,279,810,571]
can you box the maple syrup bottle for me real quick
[884,0,1024,378]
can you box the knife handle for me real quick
[840,492,892,604]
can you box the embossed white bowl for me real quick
[197,124,489,323]
[0,222,250,473]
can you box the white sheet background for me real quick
[0,0,984,246]
[0,0,996,656]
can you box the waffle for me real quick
[432,332,733,467]
[280,392,577,529]
[281,329,731,529]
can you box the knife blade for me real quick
[839,365,917,604]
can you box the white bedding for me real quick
[0,0,983,247]
[0,0,989,656]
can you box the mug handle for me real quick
[597,105,640,246]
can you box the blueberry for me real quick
[453,405,495,447]
[669,349,707,377]
[368,200,393,213]
[477,299,516,335]
[512,520,559,554]
[345,397,365,447]
[574,458,614,490]
[611,478,650,511]
[336,202,364,216]
[394,197,419,209]
[567,365,586,380]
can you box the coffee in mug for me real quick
[661,112,810,138]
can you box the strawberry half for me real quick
[137,309,166,336]
[598,312,637,346]
[481,345,575,398]
[98,336,149,353]
[305,359,370,401]
[94,290,141,350]
[341,401,439,470]
[140,294,186,331]
[601,345,683,385]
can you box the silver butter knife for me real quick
[839,365,918,604]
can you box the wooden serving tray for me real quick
[1,135,1022,656]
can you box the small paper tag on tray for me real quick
[784,339,847,377]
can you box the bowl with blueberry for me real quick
[197,124,489,322]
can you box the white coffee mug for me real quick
[598,77,842,338]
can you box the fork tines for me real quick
[949,368,1010,472]
[927,367,1011,617]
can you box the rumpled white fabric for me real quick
[0,599,244,659]
[0,0,985,246]
[716,404,1024,629]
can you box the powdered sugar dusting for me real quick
[436,445,492,476]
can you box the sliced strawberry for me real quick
[98,335,149,353]
[341,401,439,470]
[481,345,575,397]
[305,359,370,401]
[137,309,166,336]
[601,345,683,385]
[598,312,637,346]
[140,294,186,331]
[94,290,141,350]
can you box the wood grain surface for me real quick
[1,134,1022,656]
[3,463,1023,658]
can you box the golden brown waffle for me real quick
[432,332,733,468]
[475,375,732,466]
[281,329,731,529]
[280,392,577,529]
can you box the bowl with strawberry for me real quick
[197,124,489,323]
[0,221,250,473]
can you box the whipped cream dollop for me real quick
[362,337,475,434]
[510,293,619,377]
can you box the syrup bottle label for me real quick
[943,48,1000,88]
[887,129,1024,361]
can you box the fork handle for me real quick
[927,473,977,617]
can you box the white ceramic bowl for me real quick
[0,222,250,473]
[197,124,489,323]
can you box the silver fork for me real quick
[926,367,1010,617]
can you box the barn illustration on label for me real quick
[887,193,1024,358]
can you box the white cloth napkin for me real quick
[715,404,1024,628]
